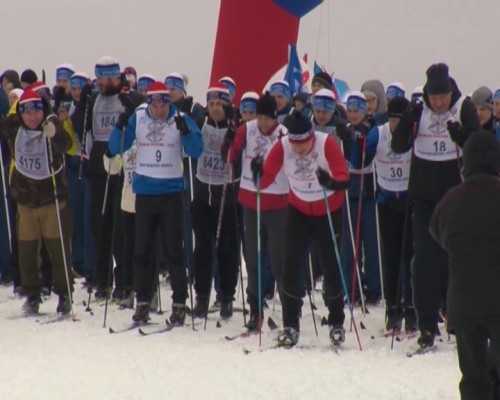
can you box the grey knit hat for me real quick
[471,86,493,112]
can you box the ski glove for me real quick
[223,104,234,122]
[42,115,59,139]
[353,122,370,138]
[336,123,353,141]
[446,120,462,143]
[117,111,131,130]
[103,154,122,175]
[52,86,66,111]
[80,84,93,105]
[316,167,349,191]
[250,155,264,185]
[406,100,423,124]
[179,96,193,114]
[174,115,190,136]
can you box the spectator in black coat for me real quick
[430,130,500,400]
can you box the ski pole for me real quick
[78,94,91,180]
[322,187,362,351]
[256,172,262,346]
[46,132,75,319]
[373,171,385,304]
[0,142,12,253]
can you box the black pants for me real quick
[455,323,500,400]
[134,193,187,304]
[243,207,286,314]
[191,197,239,302]
[378,200,413,308]
[282,206,345,330]
[412,199,448,333]
[89,173,124,290]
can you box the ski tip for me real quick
[216,320,222,328]
[108,327,115,334]
[267,317,278,331]
[321,316,328,326]
[138,328,147,336]
[360,321,367,330]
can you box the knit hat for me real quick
[471,86,494,112]
[94,56,121,79]
[286,111,314,142]
[386,82,406,99]
[70,72,90,89]
[346,91,367,113]
[411,85,424,102]
[18,90,44,114]
[240,91,259,113]
[312,72,333,90]
[219,76,236,99]
[387,97,410,118]
[256,93,277,119]
[20,69,38,86]
[425,63,452,95]
[206,85,230,103]
[56,63,75,81]
[494,88,500,102]
[313,89,336,112]
[462,130,500,177]
[164,72,185,92]
[269,80,291,100]
[1,70,20,88]
[137,74,156,91]
[27,81,51,99]
[147,82,170,104]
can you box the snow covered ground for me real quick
[0,280,460,400]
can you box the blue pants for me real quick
[66,156,94,280]
[340,198,381,301]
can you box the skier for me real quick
[224,93,288,331]
[430,130,500,400]
[361,79,387,125]
[251,111,350,347]
[1,90,73,314]
[391,62,480,349]
[470,87,495,132]
[268,80,292,123]
[364,96,416,332]
[164,72,205,128]
[239,91,259,123]
[107,81,203,324]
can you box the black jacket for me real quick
[392,79,480,203]
[430,174,500,331]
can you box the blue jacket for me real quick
[108,105,203,195]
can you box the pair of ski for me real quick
[223,316,279,341]
[371,330,418,342]
[242,341,342,354]
[109,320,174,335]
[36,314,79,325]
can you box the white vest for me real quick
[282,132,334,201]
[374,123,411,192]
[240,120,288,194]
[121,143,137,213]
[134,108,183,179]
[196,122,229,185]
[15,127,61,180]
[414,96,465,161]
[92,94,124,142]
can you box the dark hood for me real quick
[462,130,500,178]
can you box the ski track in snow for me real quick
[0,283,459,400]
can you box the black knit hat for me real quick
[285,111,313,142]
[256,92,277,119]
[425,63,452,95]
[387,97,409,118]
[20,69,38,86]
[312,72,333,90]
[462,130,500,177]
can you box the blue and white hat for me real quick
[137,74,156,91]
[269,80,291,100]
[386,82,406,99]
[240,91,259,113]
[219,76,236,99]
[313,89,336,112]
[411,85,424,102]
[346,91,367,113]
[206,85,230,103]
[164,72,185,92]
[56,63,75,82]
[94,56,121,79]
[70,72,90,89]
[147,82,170,104]
[493,88,500,102]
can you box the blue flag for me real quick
[284,44,302,96]
[333,77,350,102]
[313,61,323,75]
[273,0,323,19]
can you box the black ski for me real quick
[109,321,158,334]
[224,331,252,341]
[138,321,174,336]
[36,314,76,325]
[406,345,436,358]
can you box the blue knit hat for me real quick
[56,63,75,82]
[269,80,291,100]
[240,91,259,113]
[94,56,121,79]
[313,89,336,112]
[346,91,367,113]
[165,73,185,92]
[138,74,155,91]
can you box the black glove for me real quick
[174,115,190,136]
[336,123,353,141]
[353,122,370,138]
[119,91,134,114]
[446,120,462,143]
[223,104,234,122]
[405,100,423,124]
[80,84,93,106]
[250,155,264,184]
[179,96,193,114]
[117,111,131,129]
[316,167,332,188]
[53,86,66,109]
[224,125,236,144]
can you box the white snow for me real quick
[0,282,460,400]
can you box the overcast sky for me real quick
[1,0,498,100]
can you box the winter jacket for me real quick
[392,78,480,204]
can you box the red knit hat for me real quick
[147,81,170,104]
[18,90,44,114]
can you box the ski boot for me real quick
[56,295,71,315]
[385,305,403,332]
[170,303,186,327]
[22,295,41,315]
[119,290,134,309]
[404,306,417,333]
[132,302,150,323]
[192,298,209,318]
[329,325,346,347]
[277,327,299,348]
[220,301,233,320]
[417,329,435,349]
